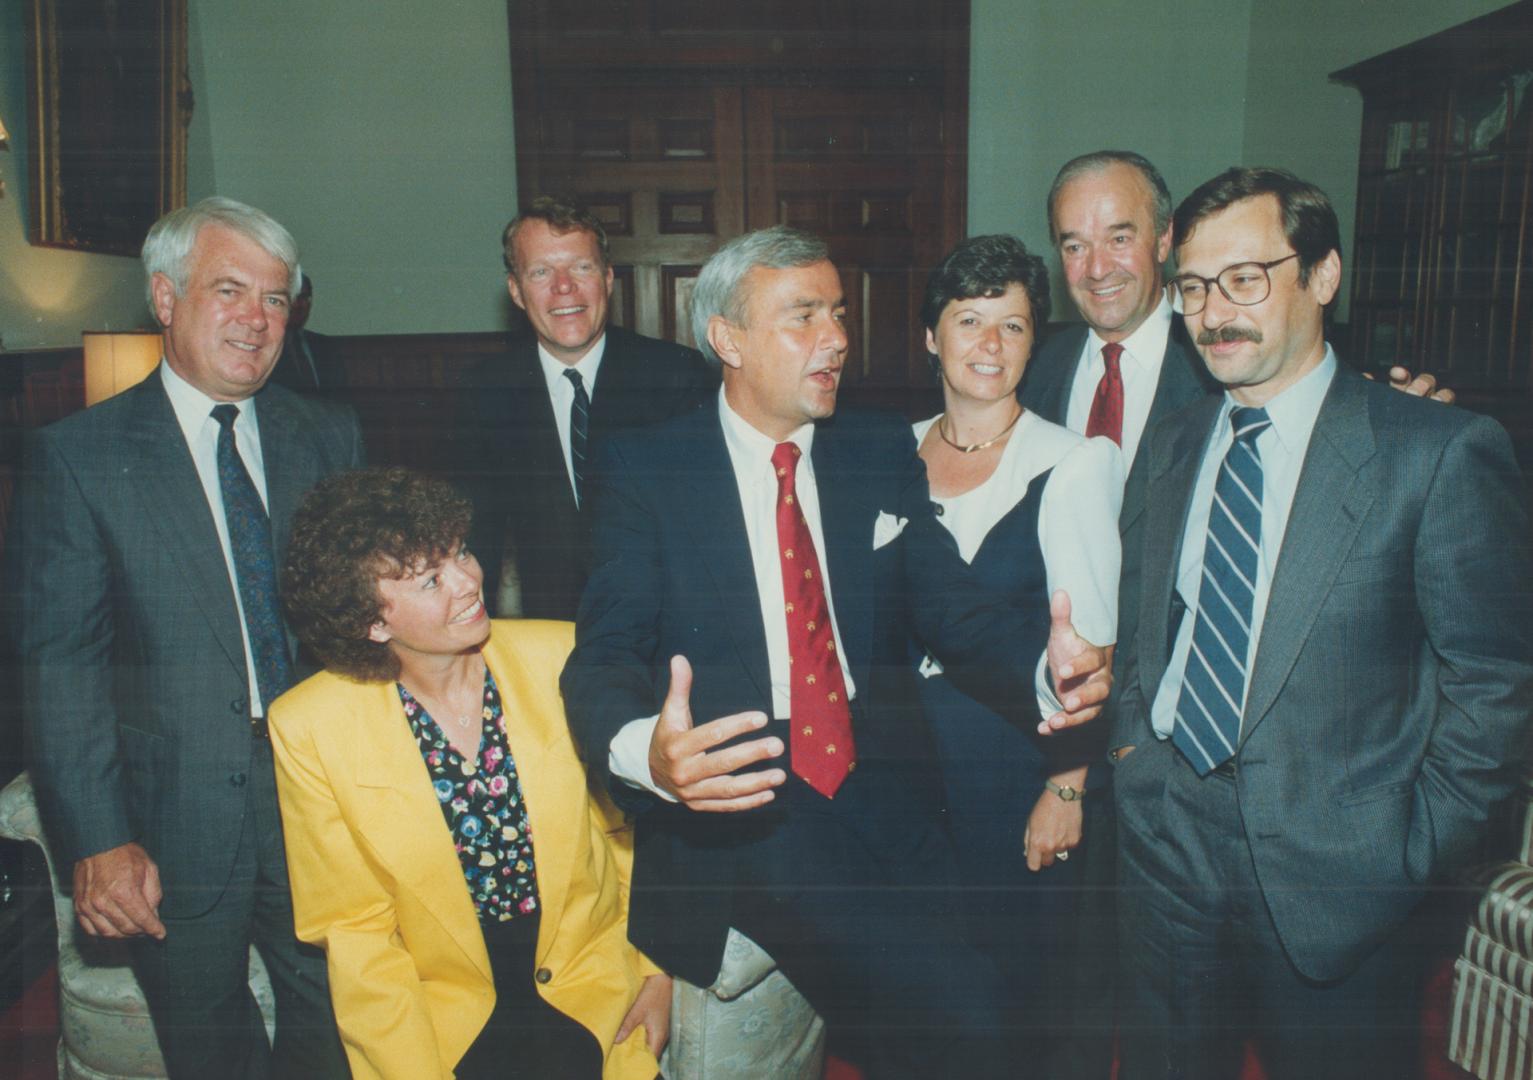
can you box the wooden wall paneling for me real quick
[521,80,744,339]
[510,0,969,390]
[746,82,949,386]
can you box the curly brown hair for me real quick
[281,467,474,683]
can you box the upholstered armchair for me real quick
[1449,775,1533,1080]
[666,928,826,1080]
[0,772,275,1080]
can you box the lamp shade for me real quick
[83,331,162,406]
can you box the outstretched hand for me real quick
[1040,589,1112,734]
[648,655,786,812]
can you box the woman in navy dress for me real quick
[912,235,1122,1024]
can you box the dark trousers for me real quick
[131,740,348,1080]
[1114,739,1419,1080]
[455,911,604,1080]
[727,774,1025,1080]
[1045,794,1119,1079]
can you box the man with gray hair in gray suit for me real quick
[11,197,359,1077]
[1111,166,1533,1079]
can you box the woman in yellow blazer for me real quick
[269,467,667,1080]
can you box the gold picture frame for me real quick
[25,0,191,256]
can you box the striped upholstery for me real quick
[1450,793,1533,1080]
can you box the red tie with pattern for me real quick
[1086,342,1125,446]
[771,442,856,799]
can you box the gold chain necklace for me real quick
[937,407,1023,454]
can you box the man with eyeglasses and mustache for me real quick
[1022,150,1455,1078]
[1108,167,1533,1080]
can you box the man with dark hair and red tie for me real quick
[561,225,1111,1079]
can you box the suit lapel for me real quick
[124,379,247,677]
[252,388,303,547]
[1137,396,1222,697]
[1121,326,1215,538]
[811,422,877,690]
[1023,325,1087,423]
[587,329,629,444]
[1240,371,1376,741]
[351,681,492,982]
[680,409,774,702]
[1145,324,1216,427]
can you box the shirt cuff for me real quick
[609,715,678,803]
[1035,650,1064,718]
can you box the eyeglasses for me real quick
[1170,253,1300,315]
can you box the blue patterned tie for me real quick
[564,367,590,506]
[1173,406,1271,775]
[211,404,293,712]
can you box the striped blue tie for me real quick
[1173,406,1271,776]
[564,367,589,506]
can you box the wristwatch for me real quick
[1044,779,1084,802]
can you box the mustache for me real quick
[1197,326,1263,346]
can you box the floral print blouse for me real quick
[398,670,539,922]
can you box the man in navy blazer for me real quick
[459,197,715,619]
[562,226,1111,1077]
[1019,151,1217,1077]
[1112,167,1533,1079]
[10,199,359,1076]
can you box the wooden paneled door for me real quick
[509,0,969,392]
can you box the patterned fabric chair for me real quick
[665,928,826,1080]
[1450,776,1533,1080]
[0,772,275,1080]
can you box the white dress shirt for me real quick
[1064,292,1174,473]
[1149,349,1338,739]
[158,361,273,716]
[608,387,856,798]
[537,334,607,504]
[913,413,1123,716]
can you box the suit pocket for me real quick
[1332,550,1409,587]
[117,725,165,832]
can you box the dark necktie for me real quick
[564,368,589,506]
[1173,406,1271,775]
[1086,342,1125,446]
[772,442,855,798]
[211,404,293,712]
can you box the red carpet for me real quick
[0,963,59,1080]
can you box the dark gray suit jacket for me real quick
[10,373,364,919]
[1020,318,1217,769]
[457,325,716,620]
[1114,366,1533,981]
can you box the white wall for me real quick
[967,0,1253,318]
[191,0,520,335]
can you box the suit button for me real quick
[534,967,552,984]
[229,773,247,787]
[231,697,248,715]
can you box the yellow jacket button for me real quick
[535,967,552,984]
